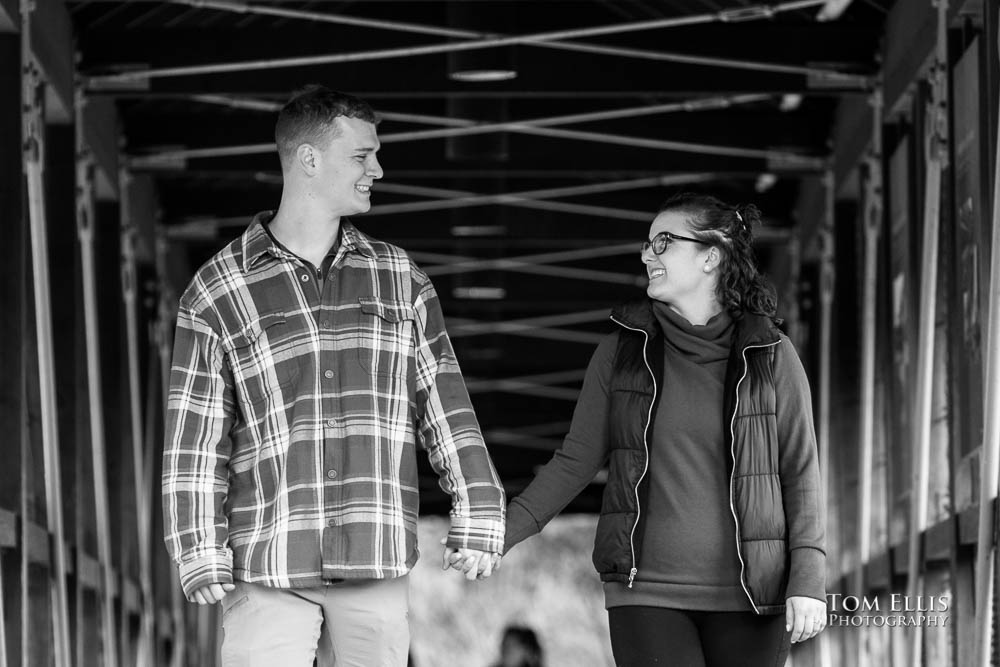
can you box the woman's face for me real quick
[642,210,715,306]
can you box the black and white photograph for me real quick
[1,0,999,664]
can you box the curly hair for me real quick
[657,192,777,319]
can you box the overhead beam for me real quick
[465,380,580,401]
[367,176,717,222]
[152,0,869,88]
[78,23,878,95]
[448,309,609,337]
[84,0,830,84]
[409,248,642,286]
[130,103,825,171]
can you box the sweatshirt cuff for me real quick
[503,499,541,554]
[447,515,505,554]
[177,547,233,599]
[785,546,827,602]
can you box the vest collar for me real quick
[611,299,781,348]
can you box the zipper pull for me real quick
[628,568,637,588]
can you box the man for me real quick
[163,86,505,666]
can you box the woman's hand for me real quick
[786,595,827,643]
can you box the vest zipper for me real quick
[610,317,656,590]
[729,340,780,614]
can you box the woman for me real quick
[500,194,827,666]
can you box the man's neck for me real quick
[269,202,341,268]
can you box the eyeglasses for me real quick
[641,231,711,255]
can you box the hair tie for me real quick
[735,210,743,223]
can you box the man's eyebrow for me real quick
[354,145,380,153]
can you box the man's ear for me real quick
[297,143,318,175]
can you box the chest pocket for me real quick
[357,297,416,377]
[226,312,300,405]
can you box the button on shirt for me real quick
[163,212,506,597]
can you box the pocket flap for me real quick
[358,297,414,323]
[232,312,287,347]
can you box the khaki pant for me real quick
[220,576,410,666]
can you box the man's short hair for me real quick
[275,85,378,168]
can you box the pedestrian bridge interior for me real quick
[1,0,998,665]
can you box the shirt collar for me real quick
[240,212,376,273]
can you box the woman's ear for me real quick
[704,247,722,272]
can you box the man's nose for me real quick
[368,157,383,179]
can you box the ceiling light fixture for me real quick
[446,3,517,83]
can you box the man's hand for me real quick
[786,595,827,643]
[439,538,501,581]
[188,582,236,606]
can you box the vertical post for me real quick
[0,557,6,667]
[973,10,1000,666]
[907,1,949,664]
[75,85,120,667]
[784,236,803,347]
[855,90,883,667]
[816,171,835,667]
[21,0,71,664]
[154,228,188,667]
[0,29,24,667]
[119,166,154,667]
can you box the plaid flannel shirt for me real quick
[163,213,505,597]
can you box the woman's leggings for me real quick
[608,606,791,667]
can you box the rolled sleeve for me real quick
[177,547,234,599]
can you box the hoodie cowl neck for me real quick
[652,301,733,363]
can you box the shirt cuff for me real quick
[447,516,505,554]
[785,546,826,602]
[177,547,234,599]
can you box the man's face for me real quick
[314,116,383,218]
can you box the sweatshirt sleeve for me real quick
[774,335,827,602]
[504,332,617,553]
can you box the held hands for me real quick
[439,537,502,581]
[786,595,827,643]
[188,582,236,606]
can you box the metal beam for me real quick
[854,90,881,667]
[448,309,609,340]
[464,380,580,401]
[85,0,829,84]
[410,249,642,286]
[368,175,718,221]
[485,432,567,451]
[119,167,155,667]
[375,95,774,144]
[75,87,120,667]
[130,101,824,170]
[466,369,587,393]
[21,9,71,663]
[164,0,868,87]
[974,9,1000,662]
[907,6,948,662]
